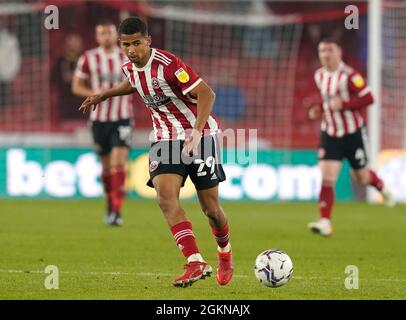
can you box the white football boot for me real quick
[308,218,333,237]
[105,212,123,226]
[381,187,396,208]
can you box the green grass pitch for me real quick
[0,199,405,300]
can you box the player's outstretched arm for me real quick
[182,81,216,156]
[79,80,135,113]
[72,75,94,97]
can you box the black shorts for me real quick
[147,134,226,190]
[318,127,369,170]
[90,119,132,156]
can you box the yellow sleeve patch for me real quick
[175,68,190,83]
[352,74,365,88]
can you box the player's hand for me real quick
[308,105,322,120]
[182,128,202,156]
[330,96,343,111]
[79,94,105,114]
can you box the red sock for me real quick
[101,171,115,212]
[369,170,384,191]
[319,183,334,220]
[211,223,230,248]
[113,166,126,213]
[171,221,200,259]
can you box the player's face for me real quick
[318,42,342,70]
[120,33,151,67]
[95,25,118,49]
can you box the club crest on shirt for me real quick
[151,77,160,89]
[149,160,159,172]
[175,68,190,83]
[352,74,365,88]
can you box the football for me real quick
[254,249,293,287]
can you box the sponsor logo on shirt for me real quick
[98,73,124,83]
[142,93,171,108]
[175,68,190,83]
[352,74,365,88]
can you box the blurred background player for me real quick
[79,16,233,288]
[52,33,84,121]
[307,38,396,237]
[72,20,133,226]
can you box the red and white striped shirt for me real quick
[314,62,373,137]
[75,46,133,122]
[122,48,219,142]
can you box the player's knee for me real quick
[117,154,128,167]
[202,203,223,220]
[110,148,128,165]
[110,159,126,170]
[356,173,370,185]
[113,159,126,169]
[321,180,335,187]
[156,193,179,215]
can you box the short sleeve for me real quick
[165,56,202,95]
[348,72,369,95]
[74,54,90,79]
[122,62,135,87]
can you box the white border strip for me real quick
[147,5,300,26]
[2,269,406,282]
[0,4,42,15]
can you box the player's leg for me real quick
[352,167,381,187]
[152,173,186,226]
[351,167,394,207]
[106,120,132,225]
[319,160,342,218]
[309,132,343,236]
[346,127,395,207]
[187,134,232,285]
[109,146,129,219]
[152,173,212,287]
[91,121,116,224]
[99,154,114,214]
[197,186,233,285]
[309,160,341,236]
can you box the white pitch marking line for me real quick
[1,269,406,282]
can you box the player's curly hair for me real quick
[118,16,148,36]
